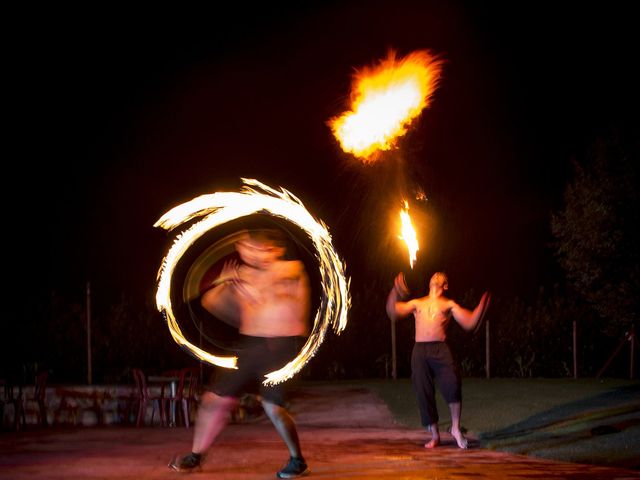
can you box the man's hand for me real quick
[471,291,492,333]
[387,272,413,321]
[394,272,410,298]
[216,260,241,286]
[217,260,261,304]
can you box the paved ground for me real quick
[1,384,638,480]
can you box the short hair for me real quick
[245,228,287,248]
[429,272,449,290]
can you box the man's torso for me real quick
[237,260,310,337]
[412,295,454,342]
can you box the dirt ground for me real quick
[1,384,638,480]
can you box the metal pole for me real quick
[485,319,490,379]
[391,319,397,380]
[573,320,578,379]
[199,320,204,385]
[630,326,635,380]
[86,281,92,385]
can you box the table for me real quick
[147,376,179,427]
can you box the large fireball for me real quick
[329,50,443,161]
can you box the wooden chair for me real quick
[2,380,23,430]
[21,370,49,427]
[16,371,49,428]
[131,368,165,427]
[183,367,201,426]
[163,366,200,428]
[55,388,107,426]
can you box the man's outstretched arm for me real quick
[451,291,491,331]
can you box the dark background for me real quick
[6,1,638,382]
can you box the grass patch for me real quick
[336,377,640,470]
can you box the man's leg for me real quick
[262,400,309,478]
[262,400,303,458]
[448,402,468,449]
[169,392,238,472]
[425,423,440,448]
[433,343,467,449]
[411,344,440,448]
[192,392,238,453]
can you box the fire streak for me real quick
[329,49,443,161]
[155,178,350,385]
[399,201,419,269]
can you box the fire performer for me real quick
[386,271,490,449]
[170,228,311,478]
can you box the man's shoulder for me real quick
[445,297,461,309]
[274,259,306,274]
[416,295,454,308]
[412,295,431,305]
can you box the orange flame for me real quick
[329,49,443,161]
[399,200,419,269]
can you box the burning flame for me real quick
[329,49,443,161]
[155,179,350,385]
[399,201,419,268]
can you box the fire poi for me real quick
[155,178,350,385]
[399,200,419,269]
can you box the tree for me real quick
[551,132,639,335]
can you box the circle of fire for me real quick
[154,178,350,385]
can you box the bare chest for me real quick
[414,299,451,329]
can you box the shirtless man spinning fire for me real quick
[170,228,311,478]
[386,271,490,449]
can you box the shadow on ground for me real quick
[480,383,640,470]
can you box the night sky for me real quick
[10,1,638,317]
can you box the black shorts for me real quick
[209,335,303,407]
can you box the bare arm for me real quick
[386,273,415,321]
[451,291,491,331]
[200,260,243,326]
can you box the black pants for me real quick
[210,335,303,407]
[411,341,461,427]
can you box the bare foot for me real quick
[424,437,440,449]
[451,430,468,449]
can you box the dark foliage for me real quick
[3,278,635,386]
[551,131,639,335]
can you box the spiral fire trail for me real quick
[155,179,350,385]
